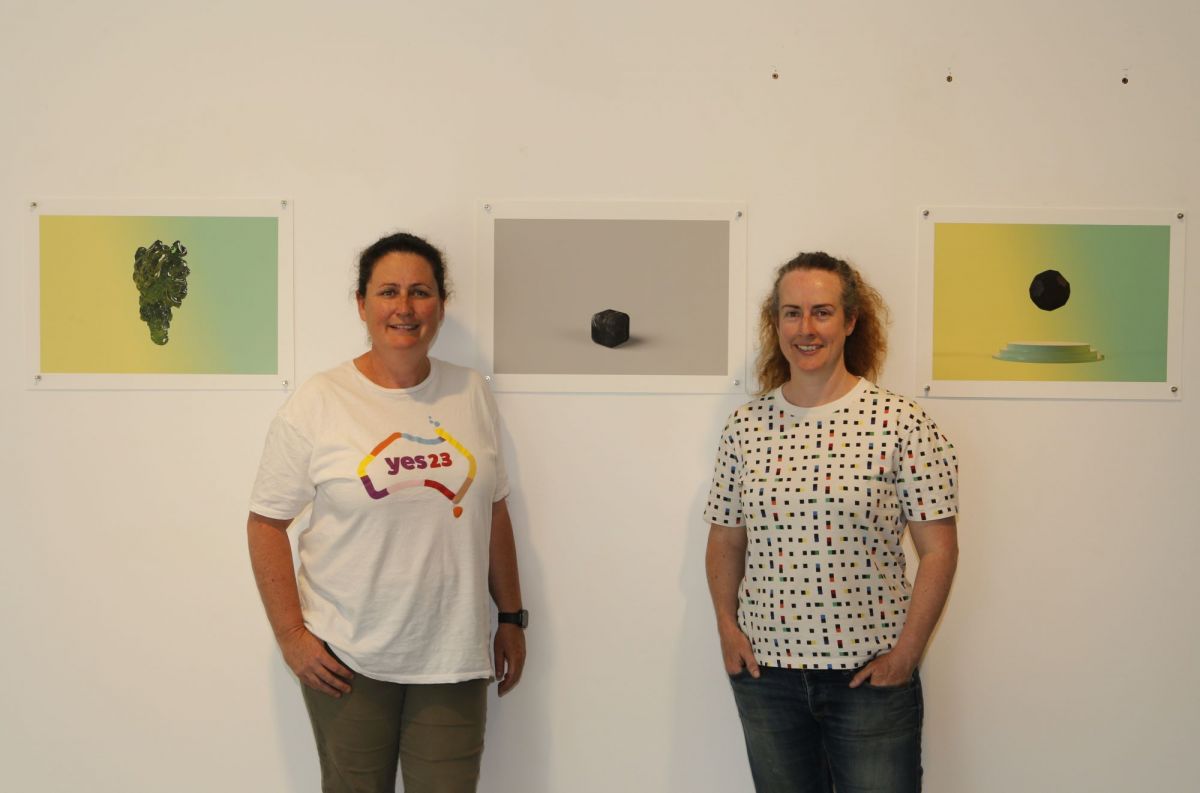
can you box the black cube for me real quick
[591,309,630,348]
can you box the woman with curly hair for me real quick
[704,252,959,793]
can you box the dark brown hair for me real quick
[356,232,451,301]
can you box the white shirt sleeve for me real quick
[480,376,510,502]
[248,413,316,520]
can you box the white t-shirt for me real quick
[704,379,958,670]
[250,358,508,683]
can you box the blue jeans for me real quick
[728,666,923,793]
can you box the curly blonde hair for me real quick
[755,252,890,394]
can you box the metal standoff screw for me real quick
[1171,386,1179,393]
[483,204,492,213]
[34,374,42,384]
[732,379,741,387]
[924,384,931,395]
[736,211,743,219]
[30,201,38,210]
[281,200,288,209]
[1177,212,1185,220]
[484,375,492,382]
[282,379,290,389]
[922,209,930,218]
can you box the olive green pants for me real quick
[302,673,488,793]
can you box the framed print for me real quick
[26,198,293,390]
[917,207,1184,400]
[477,201,747,394]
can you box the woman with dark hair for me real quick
[247,232,526,793]
[704,252,959,793]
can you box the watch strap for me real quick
[498,609,528,628]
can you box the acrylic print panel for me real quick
[480,201,748,394]
[27,198,294,390]
[918,207,1184,400]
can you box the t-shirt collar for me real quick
[771,377,869,419]
[348,357,440,396]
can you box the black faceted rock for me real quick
[591,309,630,348]
[1029,269,1070,311]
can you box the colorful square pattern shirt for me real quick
[704,379,958,670]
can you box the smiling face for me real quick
[356,251,445,358]
[776,268,857,382]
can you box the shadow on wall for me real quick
[667,396,756,791]
[265,506,322,791]
[478,417,554,793]
[269,645,323,791]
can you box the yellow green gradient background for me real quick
[933,223,1169,382]
[39,215,279,373]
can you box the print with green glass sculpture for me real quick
[132,240,190,345]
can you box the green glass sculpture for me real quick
[132,240,190,345]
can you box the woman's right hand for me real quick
[278,627,355,697]
[718,620,761,678]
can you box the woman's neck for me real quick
[780,368,859,408]
[354,349,432,389]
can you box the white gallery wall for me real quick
[2,2,1197,791]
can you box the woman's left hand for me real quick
[494,624,526,696]
[848,649,918,688]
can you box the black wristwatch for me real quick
[498,609,529,629]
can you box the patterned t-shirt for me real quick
[704,379,958,670]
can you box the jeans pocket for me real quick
[865,667,920,691]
